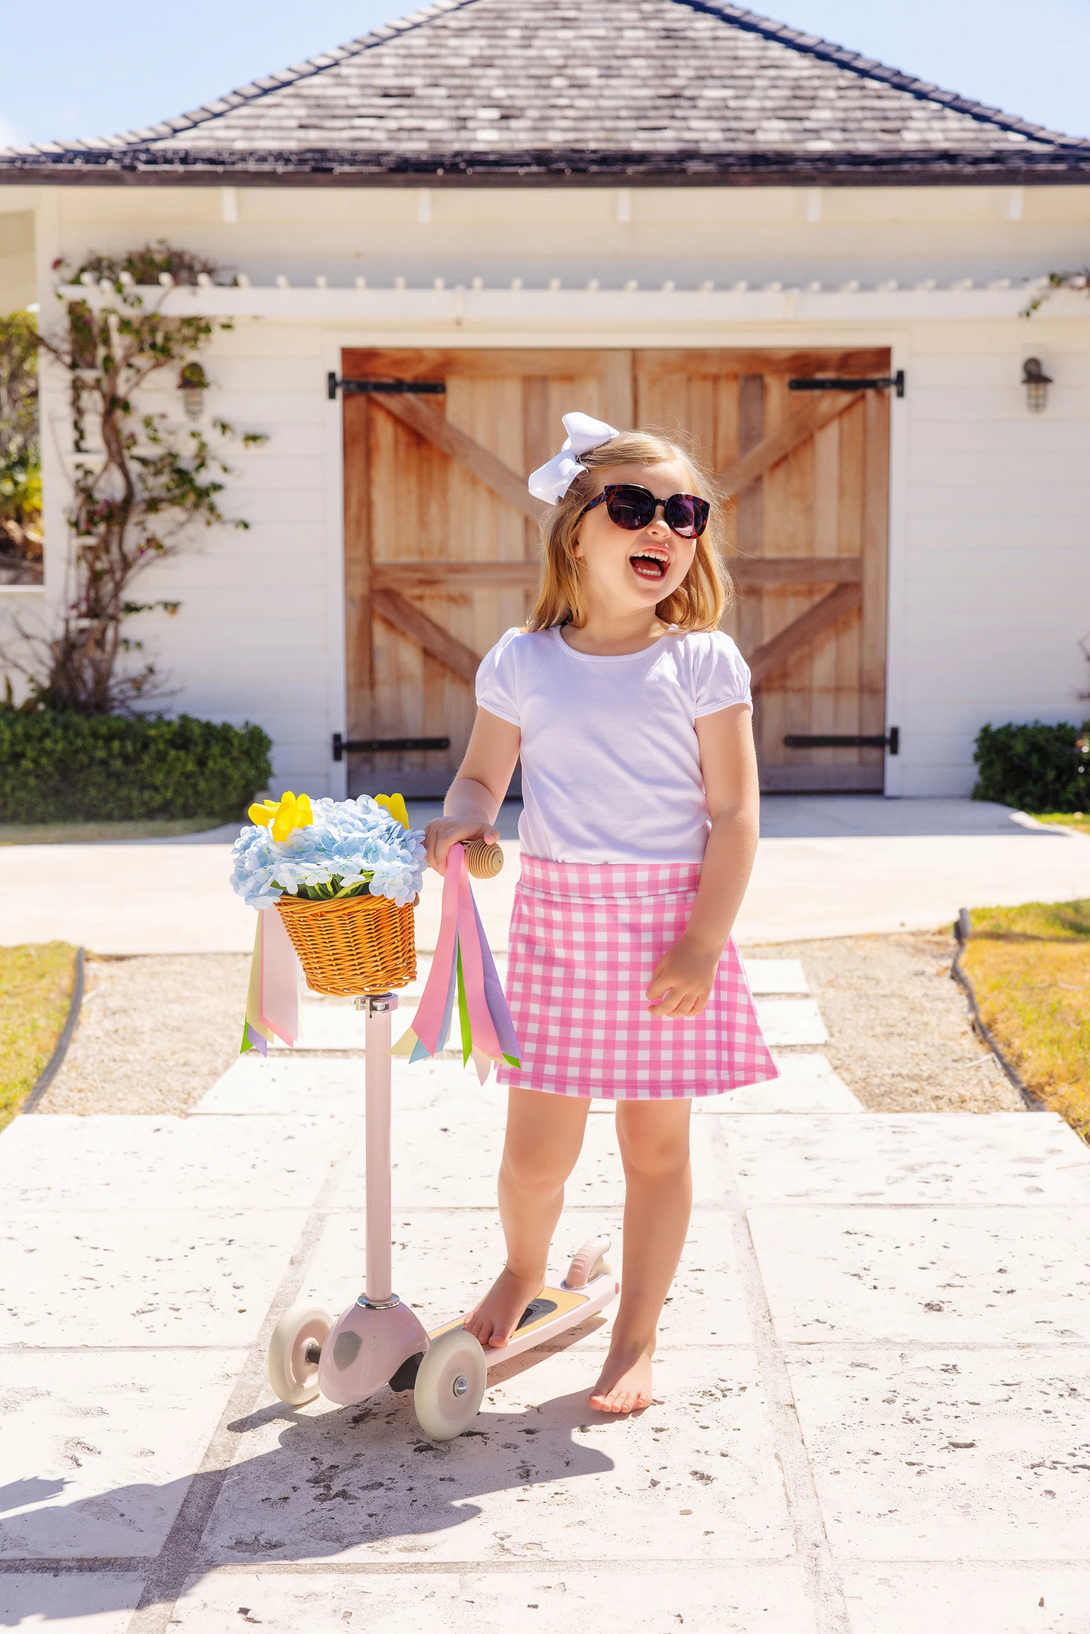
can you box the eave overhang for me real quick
[4,145,1090,188]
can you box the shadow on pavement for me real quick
[0,1383,614,1624]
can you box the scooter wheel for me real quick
[267,1301,332,1406]
[564,1233,612,1290]
[413,1327,487,1441]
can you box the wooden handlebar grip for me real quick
[464,840,504,879]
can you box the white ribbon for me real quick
[527,411,620,505]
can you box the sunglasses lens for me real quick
[604,485,655,530]
[664,495,709,538]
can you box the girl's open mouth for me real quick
[629,549,669,582]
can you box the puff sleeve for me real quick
[692,631,753,717]
[474,626,523,726]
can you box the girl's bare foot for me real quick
[464,1266,544,1349]
[588,1339,654,1414]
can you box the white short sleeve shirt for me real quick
[475,625,752,864]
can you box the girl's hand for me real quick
[424,816,500,875]
[645,934,722,1018]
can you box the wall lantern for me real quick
[178,361,209,421]
[1021,356,1052,413]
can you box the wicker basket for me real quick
[275,890,416,997]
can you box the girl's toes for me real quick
[464,1311,492,1346]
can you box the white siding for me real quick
[118,323,340,795]
[898,321,1090,795]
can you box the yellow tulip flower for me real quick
[375,792,410,830]
[248,791,314,840]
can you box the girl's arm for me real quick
[645,701,760,1018]
[424,706,522,874]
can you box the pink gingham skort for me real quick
[497,856,779,1100]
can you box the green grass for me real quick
[0,943,79,1130]
[1032,812,1090,837]
[963,899,1090,1142]
[0,818,228,845]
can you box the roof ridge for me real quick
[677,0,1090,148]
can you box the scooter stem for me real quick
[363,992,395,1304]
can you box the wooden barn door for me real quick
[634,348,892,791]
[341,348,633,796]
[341,346,891,797]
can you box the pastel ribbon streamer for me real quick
[392,843,521,1084]
[527,411,620,504]
[241,906,300,1056]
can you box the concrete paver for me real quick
[172,1566,819,1634]
[749,1206,1090,1343]
[0,1114,347,1212]
[0,1349,248,1558]
[787,1347,1090,1561]
[194,1053,484,1116]
[713,1055,864,1115]
[0,1209,307,1347]
[0,1576,145,1631]
[841,1566,1090,1634]
[722,1114,1090,1205]
[746,957,809,993]
[754,998,828,1046]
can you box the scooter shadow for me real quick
[1,1355,618,1622]
[211,1381,617,1564]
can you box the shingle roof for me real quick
[4,0,1088,185]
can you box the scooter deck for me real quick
[429,1272,619,1369]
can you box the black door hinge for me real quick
[788,371,904,397]
[327,374,446,400]
[783,727,899,755]
[333,733,451,762]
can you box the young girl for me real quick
[424,412,777,1416]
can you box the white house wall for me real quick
[2,182,1088,799]
[900,319,1090,796]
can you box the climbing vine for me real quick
[4,241,266,714]
[1021,268,1090,317]
[0,310,40,582]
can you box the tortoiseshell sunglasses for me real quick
[577,483,710,539]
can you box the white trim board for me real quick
[58,283,1085,325]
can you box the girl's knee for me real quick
[500,1144,573,1195]
[617,1120,691,1181]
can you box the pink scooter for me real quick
[266,849,619,1440]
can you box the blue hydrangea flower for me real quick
[230,794,426,910]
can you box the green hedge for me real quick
[0,711,272,823]
[973,720,1090,811]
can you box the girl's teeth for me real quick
[631,555,666,579]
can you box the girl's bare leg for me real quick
[589,1098,692,1413]
[465,1087,590,1348]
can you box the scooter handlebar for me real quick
[463,840,504,879]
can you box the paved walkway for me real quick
[3,955,1090,1631]
[1,799,1088,955]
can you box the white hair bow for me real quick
[527,411,620,505]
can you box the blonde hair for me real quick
[525,429,731,632]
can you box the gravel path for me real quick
[34,933,1020,1117]
[744,930,1023,1113]
[36,954,250,1117]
